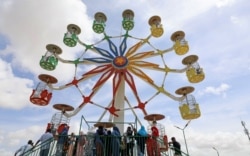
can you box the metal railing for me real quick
[24,134,189,156]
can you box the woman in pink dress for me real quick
[67,132,76,156]
[76,131,86,156]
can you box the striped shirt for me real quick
[15,144,32,156]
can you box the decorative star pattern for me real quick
[79,36,161,116]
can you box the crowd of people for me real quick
[14,124,86,156]
[14,123,182,156]
[92,124,182,156]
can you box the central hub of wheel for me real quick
[112,56,128,68]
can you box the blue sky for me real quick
[0,0,250,156]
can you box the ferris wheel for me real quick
[30,9,205,131]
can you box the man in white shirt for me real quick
[35,129,54,156]
[14,140,33,156]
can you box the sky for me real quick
[0,0,250,156]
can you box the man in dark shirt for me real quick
[170,137,182,156]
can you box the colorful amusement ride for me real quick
[29,9,205,156]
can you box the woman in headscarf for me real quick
[136,125,148,156]
[94,126,105,156]
[111,126,121,156]
[147,126,160,156]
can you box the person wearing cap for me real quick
[14,140,34,156]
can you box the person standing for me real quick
[56,125,69,156]
[104,130,112,156]
[94,126,105,156]
[76,131,86,156]
[135,126,148,156]
[125,126,134,156]
[111,126,121,156]
[14,140,33,156]
[170,137,182,156]
[147,125,160,156]
[35,129,53,156]
[67,132,76,156]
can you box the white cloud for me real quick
[199,83,230,97]
[216,0,236,8]
[230,15,249,29]
[0,58,33,109]
[0,0,94,78]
